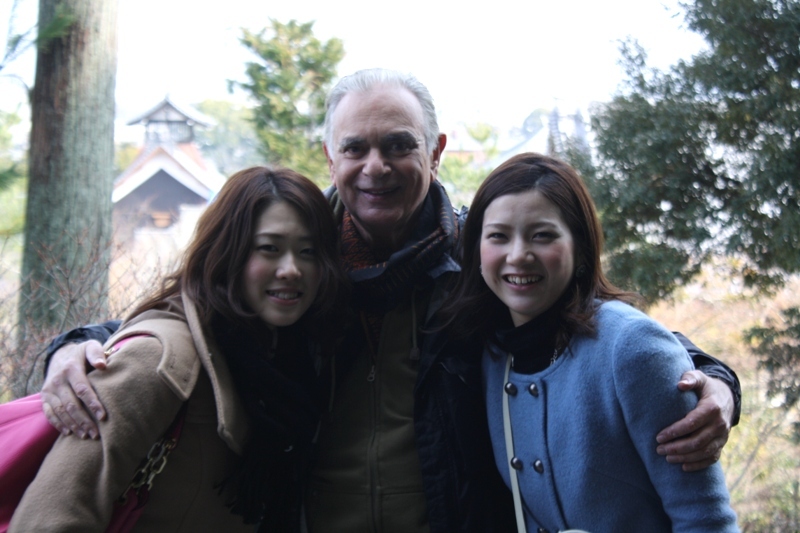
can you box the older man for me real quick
[42,69,740,532]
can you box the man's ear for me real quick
[323,143,336,183]
[429,133,447,181]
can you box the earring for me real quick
[479,264,483,274]
[575,264,588,278]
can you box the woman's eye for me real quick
[300,247,317,257]
[485,232,506,241]
[258,244,278,253]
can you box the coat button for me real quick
[528,382,539,397]
[533,459,544,473]
[537,528,549,533]
[510,457,523,470]
[504,382,518,396]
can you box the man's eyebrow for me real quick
[382,132,420,145]
[338,136,365,149]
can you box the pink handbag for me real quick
[0,393,60,532]
[0,334,186,533]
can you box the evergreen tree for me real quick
[586,0,800,303]
[232,20,344,187]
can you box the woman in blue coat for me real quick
[438,153,738,532]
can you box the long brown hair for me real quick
[129,166,346,335]
[438,152,636,344]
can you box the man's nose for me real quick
[363,148,390,178]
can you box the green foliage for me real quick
[586,0,800,301]
[194,100,263,176]
[232,20,344,187]
[745,307,800,429]
[35,3,76,52]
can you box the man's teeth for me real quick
[267,291,300,300]
[506,276,540,285]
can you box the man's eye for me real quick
[342,144,365,156]
[386,141,417,153]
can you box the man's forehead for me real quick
[330,86,424,135]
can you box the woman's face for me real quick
[242,201,322,328]
[479,189,575,327]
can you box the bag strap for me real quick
[104,334,188,533]
[503,354,528,533]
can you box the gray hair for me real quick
[324,68,440,155]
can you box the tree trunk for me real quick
[17,0,117,391]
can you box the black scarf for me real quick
[489,304,563,374]
[212,316,321,531]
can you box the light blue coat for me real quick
[483,300,739,532]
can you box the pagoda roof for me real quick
[126,96,213,127]
[112,142,225,204]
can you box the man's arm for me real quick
[656,332,742,472]
[41,320,121,439]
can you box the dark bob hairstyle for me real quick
[130,166,347,334]
[438,152,635,344]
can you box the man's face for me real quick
[324,85,444,250]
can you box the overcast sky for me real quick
[1,0,706,145]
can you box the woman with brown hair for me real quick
[439,153,738,532]
[10,167,347,532]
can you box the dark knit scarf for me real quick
[338,180,458,348]
[211,316,321,531]
[489,304,563,375]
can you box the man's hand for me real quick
[656,370,734,472]
[40,340,109,439]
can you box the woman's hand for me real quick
[655,370,734,472]
[40,340,109,439]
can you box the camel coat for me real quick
[10,293,253,532]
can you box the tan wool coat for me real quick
[10,293,253,533]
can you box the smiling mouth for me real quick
[360,186,399,197]
[267,290,302,300]
[504,275,542,286]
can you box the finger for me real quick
[40,394,72,436]
[41,385,87,438]
[85,340,108,370]
[63,398,100,440]
[657,385,725,445]
[72,377,106,425]
[64,366,103,436]
[662,438,723,470]
[657,408,709,444]
[676,369,705,392]
[681,457,720,473]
